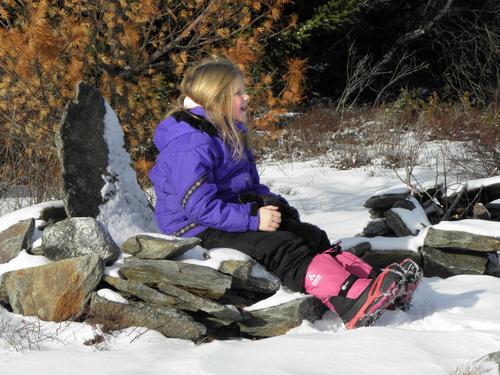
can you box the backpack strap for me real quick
[172,110,218,136]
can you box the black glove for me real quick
[260,194,301,222]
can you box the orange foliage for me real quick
[0,0,303,189]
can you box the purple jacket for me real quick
[149,107,273,237]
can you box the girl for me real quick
[149,57,421,329]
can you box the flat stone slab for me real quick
[364,191,410,210]
[0,219,34,264]
[104,275,242,321]
[239,296,327,338]
[120,257,233,300]
[421,246,487,278]
[424,226,500,252]
[90,293,206,341]
[3,254,103,321]
[121,234,200,259]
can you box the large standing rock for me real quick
[56,83,108,218]
[120,258,233,300]
[89,293,206,341]
[3,254,103,321]
[41,217,120,265]
[239,297,327,338]
[56,82,158,246]
[0,219,34,264]
[121,234,201,259]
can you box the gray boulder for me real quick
[90,293,206,341]
[239,297,327,338]
[120,257,233,300]
[421,246,487,278]
[41,217,120,265]
[3,254,103,321]
[424,227,500,252]
[0,219,34,264]
[121,234,201,259]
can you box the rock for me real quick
[121,234,200,259]
[424,227,500,252]
[384,210,413,236]
[3,254,103,321]
[360,219,393,237]
[392,199,416,210]
[477,350,500,373]
[120,257,233,300]
[0,279,8,305]
[368,208,385,219]
[41,217,120,265]
[56,82,109,218]
[345,242,372,257]
[219,260,254,281]
[89,293,206,341]
[239,297,327,338]
[485,202,500,220]
[364,191,410,210]
[0,219,34,264]
[39,204,67,224]
[360,249,422,270]
[104,275,242,321]
[472,203,491,220]
[56,81,158,246]
[385,196,430,236]
[485,252,500,276]
[236,275,280,293]
[420,246,487,278]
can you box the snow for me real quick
[434,219,500,237]
[0,200,64,233]
[372,184,410,197]
[447,175,500,196]
[391,196,431,235]
[1,159,500,374]
[96,101,159,246]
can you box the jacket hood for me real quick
[153,107,207,151]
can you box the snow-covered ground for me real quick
[1,161,500,375]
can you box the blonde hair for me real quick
[170,57,249,159]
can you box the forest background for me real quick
[0,0,498,208]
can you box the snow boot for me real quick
[328,264,406,329]
[305,252,406,329]
[392,258,422,311]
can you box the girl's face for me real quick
[231,78,249,123]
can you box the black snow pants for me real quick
[197,218,331,292]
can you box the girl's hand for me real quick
[258,205,281,231]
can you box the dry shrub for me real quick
[0,0,303,196]
[85,303,127,334]
[255,91,497,180]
